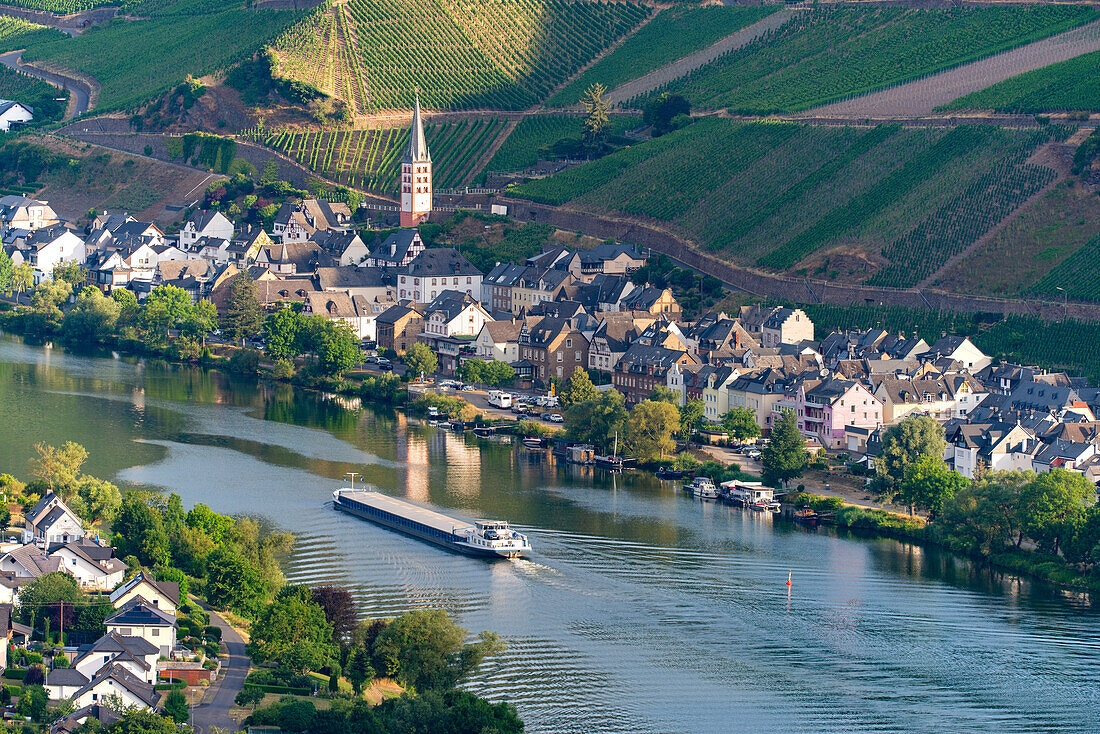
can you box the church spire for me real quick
[404,93,431,165]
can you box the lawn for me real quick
[21,4,302,112]
[649,6,1098,113]
[547,5,775,106]
[509,118,1061,288]
[945,49,1100,113]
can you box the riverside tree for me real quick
[403,342,437,378]
[564,388,628,453]
[625,399,680,462]
[679,398,704,441]
[371,609,503,692]
[247,592,336,674]
[761,409,807,487]
[875,414,946,502]
[899,455,967,518]
[223,272,262,343]
[721,407,760,441]
[559,366,597,408]
[62,287,121,345]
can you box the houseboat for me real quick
[720,481,777,509]
[685,477,719,499]
[333,488,532,559]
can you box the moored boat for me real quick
[522,437,546,449]
[333,488,532,559]
[685,477,719,499]
[792,506,820,524]
[656,468,686,480]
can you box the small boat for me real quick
[522,437,546,449]
[792,506,820,524]
[656,468,685,480]
[751,499,781,512]
[685,477,718,499]
[595,432,625,471]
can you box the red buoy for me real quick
[786,571,792,587]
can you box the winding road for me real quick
[0,50,91,119]
[191,607,249,734]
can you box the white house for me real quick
[396,248,481,303]
[24,492,84,545]
[109,571,181,615]
[473,321,521,363]
[0,545,62,579]
[0,100,32,132]
[179,210,234,250]
[21,226,85,284]
[50,540,127,591]
[104,600,177,658]
[421,290,491,338]
[923,336,991,373]
[73,632,160,685]
[69,664,160,710]
[0,195,58,231]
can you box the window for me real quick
[432,278,437,286]
[152,628,160,637]
[557,351,563,362]
[566,338,572,348]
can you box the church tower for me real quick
[400,94,432,228]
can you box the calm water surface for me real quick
[1,334,1098,733]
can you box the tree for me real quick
[140,299,172,347]
[314,321,360,377]
[1019,468,1092,554]
[648,386,679,405]
[62,287,120,345]
[265,308,302,361]
[900,455,967,518]
[346,645,375,695]
[1061,505,1100,565]
[234,687,264,710]
[11,262,33,295]
[312,586,358,646]
[17,572,85,630]
[761,409,807,487]
[17,685,47,721]
[371,609,503,692]
[74,475,123,523]
[31,278,72,323]
[481,360,515,387]
[112,493,169,567]
[183,299,218,344]
[558,367,597,409]
[643,93,691,136]
[564,388,627,454]
[163,690,188,723]
[205,546,268,618]
[403,343,437,379]
[624,400,680,462]
[875,415,946,501]
[456,359,485,385]
[0,248,12,294]
[105,710,180,734]
[29,441,87,495]
[223,272,262,344]
[52,261,86,287]
[580,83,609,153]
[146,285,193,330]
[938,470,1029,553]
[679,398,704,441]
[248,594,336,674]
[720,407,760,441]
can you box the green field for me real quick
[272,0,648,113]
[547,5,774,107]
[0,0,116,14]
[0,16,66,53]
[1030,233,1100,302]
[799,303,1100,384]
[510,119,1060,288]
[258,117,506,193]
[484,114,639,173]
[946,49,1100,114]
[647,6,1098,113]
[21,4,301,112]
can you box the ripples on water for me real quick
[3,336,1100,733]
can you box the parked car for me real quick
[460,385,474,392]
[746,450,761,460]
[541,413,554,421]
[548,414,564,423]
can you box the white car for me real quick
[548,414,564,423]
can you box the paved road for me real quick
[192,607,248,734]
[0,50,91,118]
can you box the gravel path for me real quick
[807,18,1100,118]
[606,8,801,106]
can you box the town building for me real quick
[400,96,432,228]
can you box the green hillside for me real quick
[548,5,775,107]
[510,119,1061,288]
[484,114,639,174]
[946,49,1100,113]
[0,66,68,124]
[0,16,66,53]
[21,1,302,112]
[272,0,649,113]
[645,6,1098,113]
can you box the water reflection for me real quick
[3,333,1100,733]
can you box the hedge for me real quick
[242,684,312,695]
[154,680,188,690]
[3,669,27,680]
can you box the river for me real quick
[1,334,1098,733]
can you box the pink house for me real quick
[774,378,882,449]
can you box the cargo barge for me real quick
[333,488,532,559]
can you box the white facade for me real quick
[0,101,32,132]
[32,230,85,284]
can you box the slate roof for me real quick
[315,266,388,290]
[106,598,177,628]
[404,248,480,277]
[110,571,181,606]
[5,544,63,576]
[425,289,479,320]
[404,95,431,164]
[483,262,527,287]
[368,229,421,265]
[619,285,667,311]
[46,668,90,687]
[72,663,160,708]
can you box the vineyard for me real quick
[0,16,66,53]
[547,5,774,107]
[799,302,1100,385]
[510,119,1060,288]
[646,6,1098,113]
[0,0,116,13]
[256,117,506,192]
[1030,233,1100,302]
[271,0,648,112]
[20,2,303,111]
[946,49,1100,114]
[484,114,639,173]
[0,65,68,123]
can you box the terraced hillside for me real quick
[20,0,303,111]
[0,16,66,52]
[0,66,68,123]
[510,119,1063,289]
[483,114,640,174]
[548,5,774,107]
[645,6,1098,113]
[257,117,506,192]
[946,49,1100,113]
[271,0,648,113]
